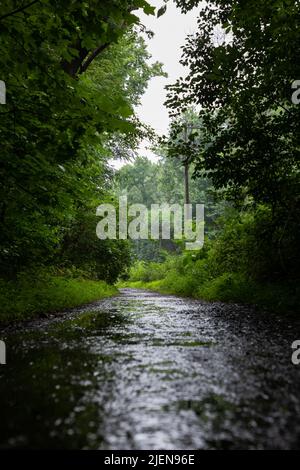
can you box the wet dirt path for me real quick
[1,288,300,449]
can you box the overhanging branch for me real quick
[0,0,39,21]
[79,43,110,74]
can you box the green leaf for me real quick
[157,4,167,18]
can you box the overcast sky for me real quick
[111,0,201,167]
[136,0,200,160]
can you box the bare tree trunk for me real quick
[183,124,190,221]
[184,162,189,205]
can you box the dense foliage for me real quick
[127,205,299,313]
[1,1,299,318]
[125,0,300,313]
[165,0,300,282]
[115,155,226,261]
[0,1,162,283]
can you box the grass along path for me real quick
[0,277,118,325]
[120,277,299,315]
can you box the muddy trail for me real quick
[0,288,300,449]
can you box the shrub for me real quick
[126,206,300,313]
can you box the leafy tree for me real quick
[166,0,300,279]
[114,153,225,261]
[59,205,131,284]
[0,1,162,279]
[167,0,300,204]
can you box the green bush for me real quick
[129,260,168,283]
[198,273,255,303]
[125,207,300,313]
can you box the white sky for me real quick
[111,0,201,167]
[137,0,200,160]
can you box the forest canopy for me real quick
[0,0,163,281]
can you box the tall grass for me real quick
[125,262,299,314]
[0,273,117,324]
